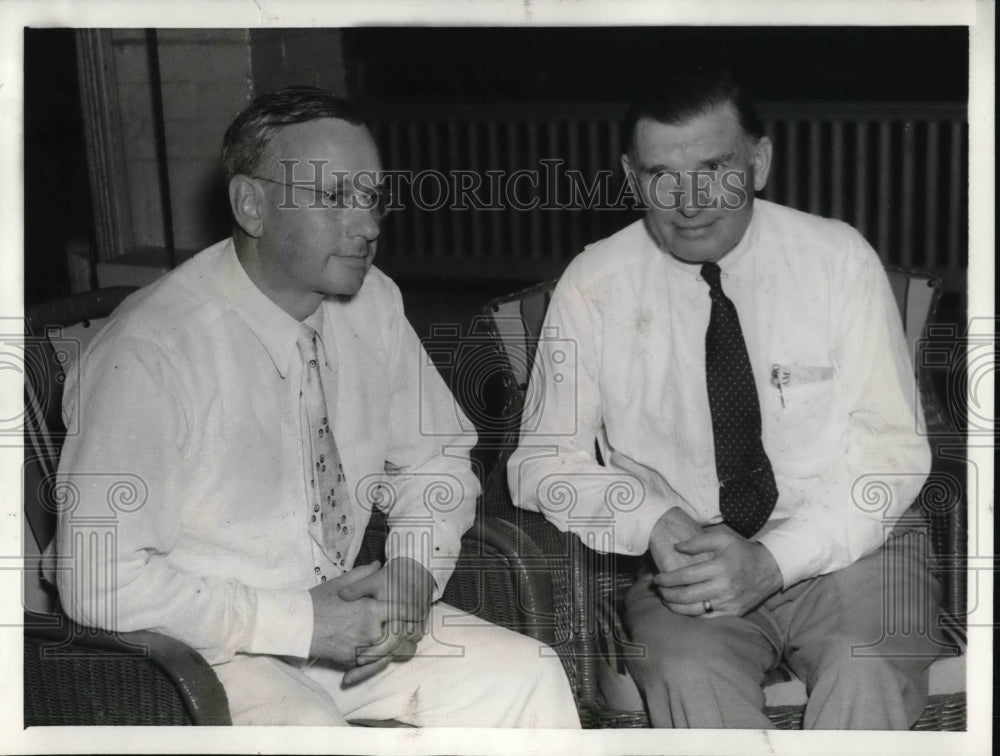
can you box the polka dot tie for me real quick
[701,262,778,538]
[298,324,353,573]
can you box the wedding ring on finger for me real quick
[702,599,714,614]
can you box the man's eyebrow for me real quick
[698,151,735,167]
[637,161,679,174]
[636,151,735,173]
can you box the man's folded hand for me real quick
[307,561,425,672]
[329,557,435,685]
[648,507,712,575]
[653,527,783,618]
[337,556,435,639]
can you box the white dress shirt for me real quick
[508,200,931,588]
[53,239,479,665]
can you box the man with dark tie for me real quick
[509,68,944,728]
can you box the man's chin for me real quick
[327,270,370,300]
[323,257,372,295]
[663,239,724,265]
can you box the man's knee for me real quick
[807,631,933,695]
[265,699,347,726]
[472,624,566,684]
[635,636,728,685]
[628,603,776,691]
[806,633,932,708]
[230,687,347,726]
[412,619,579,727]
[214,655,347,726]
[804,639,932,728]
[629,619,731,685]
[526,649,572,688]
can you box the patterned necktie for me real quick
[701,262,778,538]
[297,324,353,575]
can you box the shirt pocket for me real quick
[765,364,839,461]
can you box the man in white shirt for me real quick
[54,86,580,727]
[508,69,945,728]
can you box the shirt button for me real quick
[314,566,321,574]
[313,504,320,512]
[311,515,316,522]
[320,575,327,582]
[309,359,317,367]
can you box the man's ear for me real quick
[621,152,639,195]
[229,175,264,238]
[750,136,773,193]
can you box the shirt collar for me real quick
[716,205,759,273]
[218,239,304,379]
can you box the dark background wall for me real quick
[24,28,92,305]
[25,25,969,306]
[346,26,967,102]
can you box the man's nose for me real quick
[349,204,381,241]
[677,174,704,218]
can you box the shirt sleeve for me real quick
[756,232,933,587]
[507,269,680,556]
[378,285,480,600]
[55,335,313,665]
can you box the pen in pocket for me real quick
[770,364,785,408]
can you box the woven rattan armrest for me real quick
[24,610,231,725]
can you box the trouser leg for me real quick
[213,602,579,727]
[212,654,348,725]
[776,530,946,729]
[623,572,780,728]
[306,602,581,728]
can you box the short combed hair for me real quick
[221,86,368,183]
[623,68,764,155]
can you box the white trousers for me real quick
[212,602,581,727]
